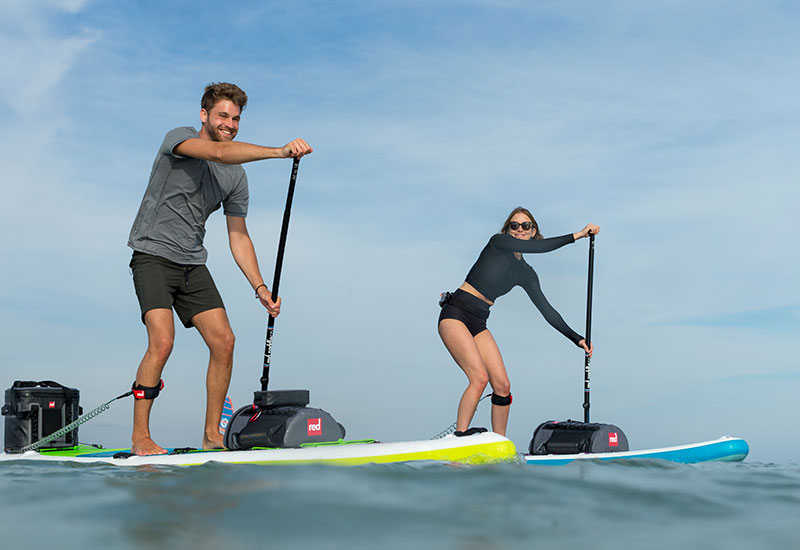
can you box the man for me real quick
[127,82,312,456]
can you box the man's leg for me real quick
[132,308,175,455]
[191,307,235,449]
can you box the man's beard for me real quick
[208,124,236,142]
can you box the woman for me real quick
[438,207,598,437]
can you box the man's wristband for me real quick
[254,284,267,299]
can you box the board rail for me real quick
[523,436,749,465]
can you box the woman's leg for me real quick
[474,330,511,436]
[438,319,489,431]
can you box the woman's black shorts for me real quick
[438,289,491,337]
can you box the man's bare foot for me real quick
[132,436,168,456]
[202,433,226,450]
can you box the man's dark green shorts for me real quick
[130,251,225,328]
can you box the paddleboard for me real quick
[0,432,518,467]
[523,436,749,465]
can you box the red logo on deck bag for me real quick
[608,432,619,447]
[48,401,56,408]
[307,418,322,436]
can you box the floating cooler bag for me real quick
[2,381,82,452]
[529,420,629,455]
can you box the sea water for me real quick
[1,459,798,549]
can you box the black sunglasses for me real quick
[509,221,533,231]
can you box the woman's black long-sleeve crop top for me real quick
[464,233,583,345]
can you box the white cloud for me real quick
[0,1,97,116]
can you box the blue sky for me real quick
[1,0,798,462]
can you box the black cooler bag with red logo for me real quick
[529,420,628,455]
[2,380,82,452]
[223,390,346,450]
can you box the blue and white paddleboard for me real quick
[523,436,749,466]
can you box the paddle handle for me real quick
[261,158,301,391]
[583,232,595,423]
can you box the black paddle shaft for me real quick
[583,232,595,422]
[261,158,301,391]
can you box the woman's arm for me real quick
[520,269,584,346]
[490,232,575,254]
[489,222,599,253]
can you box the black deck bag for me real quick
[2,381,82,452]
[224,390,346,450]
[529,420,629,455]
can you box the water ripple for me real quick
[2,459,799,549]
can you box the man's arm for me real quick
[226,215,280,316]
[174,138,312,165]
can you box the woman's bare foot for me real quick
[132,436,167,456]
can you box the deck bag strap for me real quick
[12,380,70,390]
[224,405,346,450]
[530,420,629,455]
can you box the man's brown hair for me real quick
[201,82,248,112]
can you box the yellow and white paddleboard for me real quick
[0,432,518,467]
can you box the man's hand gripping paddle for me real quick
[260,158,301,394]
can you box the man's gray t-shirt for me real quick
[128,127,249,265]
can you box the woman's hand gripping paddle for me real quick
[583,232,595,423]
